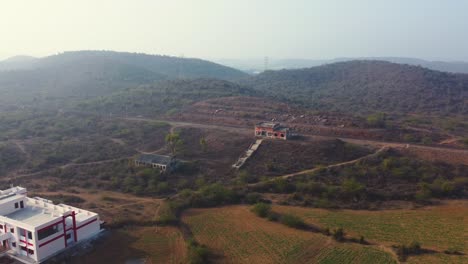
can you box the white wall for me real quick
[0,197,25,215]
[36,233,65,262]
[76,218,99,241]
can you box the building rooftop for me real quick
[5,206,59,227]
[136,154,173,165]
[256,122,279,128]
[0,190,98,228]
[0,186,27,205]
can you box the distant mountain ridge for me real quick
[244,60,468,115]
[0,51,248,79]
[0,55,38,71]
[216,57,468,74]
[0,51,249,105]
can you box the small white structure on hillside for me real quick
[134,154,176,172]
[0,186,100,263]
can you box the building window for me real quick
[28,249,34,255]
[66,233,71,240]
[11,242,16,248]
[0,224,3,230]
[10,228,14,233]
[280,134,285,137]
[20,201,24,208]
[38,224,59,240]
[14,203,18,209]
[27,231,32,240]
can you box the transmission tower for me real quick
[264,56,269,72]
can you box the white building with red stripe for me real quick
[0,186,100,263]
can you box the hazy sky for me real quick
[1,0,468,61]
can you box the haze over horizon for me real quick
[1,0,468,62]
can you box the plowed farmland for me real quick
[182,206,396,264]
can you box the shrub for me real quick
[101,195,118,202]
[408,241,421,253]
[462,138,468,146]
[251,203,271,218]
[267,212,279,222]
[314,198,335,209]
[156,202,179,225]
[341,178,365,198]
[280,214,306,229]
[444,247,461,255]
[245,192,262,204]
[415,183,432,200]
[332,228,345,241]
[187,239,209,264]
[238,170,258,184]
[359,236,366,244]
[366,113,387,128]
[393,241,423,261]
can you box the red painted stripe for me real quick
[38,234,64,248]
[19,240,33,246]
[62,216,67,248]
[76,218,97,230]
[72,211,77,242]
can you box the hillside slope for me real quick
[0,51,249,107]
[244,61,468,115]
[0,55,38,71]
[77,78,258,116]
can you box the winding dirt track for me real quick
[248,146,390,187]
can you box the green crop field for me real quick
[275,200,467,264]
[182,206,396,264]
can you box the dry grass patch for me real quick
[31,189,163,224]
[73,226,186,264]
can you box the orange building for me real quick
[254,122,290,140]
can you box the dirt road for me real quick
[123,117,468,165]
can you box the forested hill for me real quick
[0,51,248,80]
[244,61,468,115]
[77,78,258,116]
[0,51,249,106]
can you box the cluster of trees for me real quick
[250,203,367,244]
[251,203,307,229]
[0,143,26,176]
[251,151,467,208]
[243,139,372,178]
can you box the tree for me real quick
[165,132,183,156]
[366,113,387,128]
[341,178,365,199]
[199,137,207,152]
[251,202,271,218]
